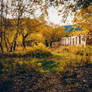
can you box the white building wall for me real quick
[80,35,86,46]
[63,40,65,45]
[60,35,86,46]
[66,38,68,45]
[77,36,79,45]
[71,37,73,45]
[61,40,64,45]
[68,37,70,45]
[64,39,66,45]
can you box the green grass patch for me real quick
[37,60,59,72]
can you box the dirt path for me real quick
[0,64,92,92]
[60,64,92,92]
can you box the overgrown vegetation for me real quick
[0,0,92,92]
[0,46,92,92]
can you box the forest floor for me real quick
[0,46,92,92]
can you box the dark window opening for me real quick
[76,37,77,45]
[73,38,74,45]
[79,36,81,44]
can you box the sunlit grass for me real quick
[0,45,92,75]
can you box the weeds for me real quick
[0,45,92,92]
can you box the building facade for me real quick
[52,35,87,47]
[60,35,86,46]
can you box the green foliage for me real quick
[37,60,59,72]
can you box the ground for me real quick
[0,45,92,92]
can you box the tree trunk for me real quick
[1,32,4,53]
[22,33,28,48]
[4,32,9,52]
[45,40,49,47]
[23,36,26,48]
[13,40,16,51]
[13,32,18,51]
[0,31,9,53]
[10,32,18,52]
[50,41,53,47]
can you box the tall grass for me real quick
[51,45,92,72]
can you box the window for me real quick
[70,37,71,45]
[76,37,77,45]
[79,36,81,44]
[73,38,74,45]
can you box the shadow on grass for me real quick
[38,60,59,72]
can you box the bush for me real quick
[27,43,52,58]
[56,46,92,56]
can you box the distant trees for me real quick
[35,24,66,47]
[48,26,66,47]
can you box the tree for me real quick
[35,24,66,47]
[2,0,44,51]
[9,0,48,50]
[73,5,92,44]
[0,0,11,53]
[48,26,66,47]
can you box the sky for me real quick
[34,0,76,26]
[1,0,75,26]
[45,6,75,26]
[33,5,75,26]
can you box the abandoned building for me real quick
[52,35,92,47]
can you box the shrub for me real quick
[57,46,92,56]
[27,43,52,58]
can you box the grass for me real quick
[0,43,52,58]
[0,45,92,92]
[0,45,92,74]
[49,45,92,72]
[37,60,59,72]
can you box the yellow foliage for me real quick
[73,5,92,38]
[37,63,42,67]
[26,43,52,58]
[40,69,44,73]
[88,6,92,13]
[30,33,45,43]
